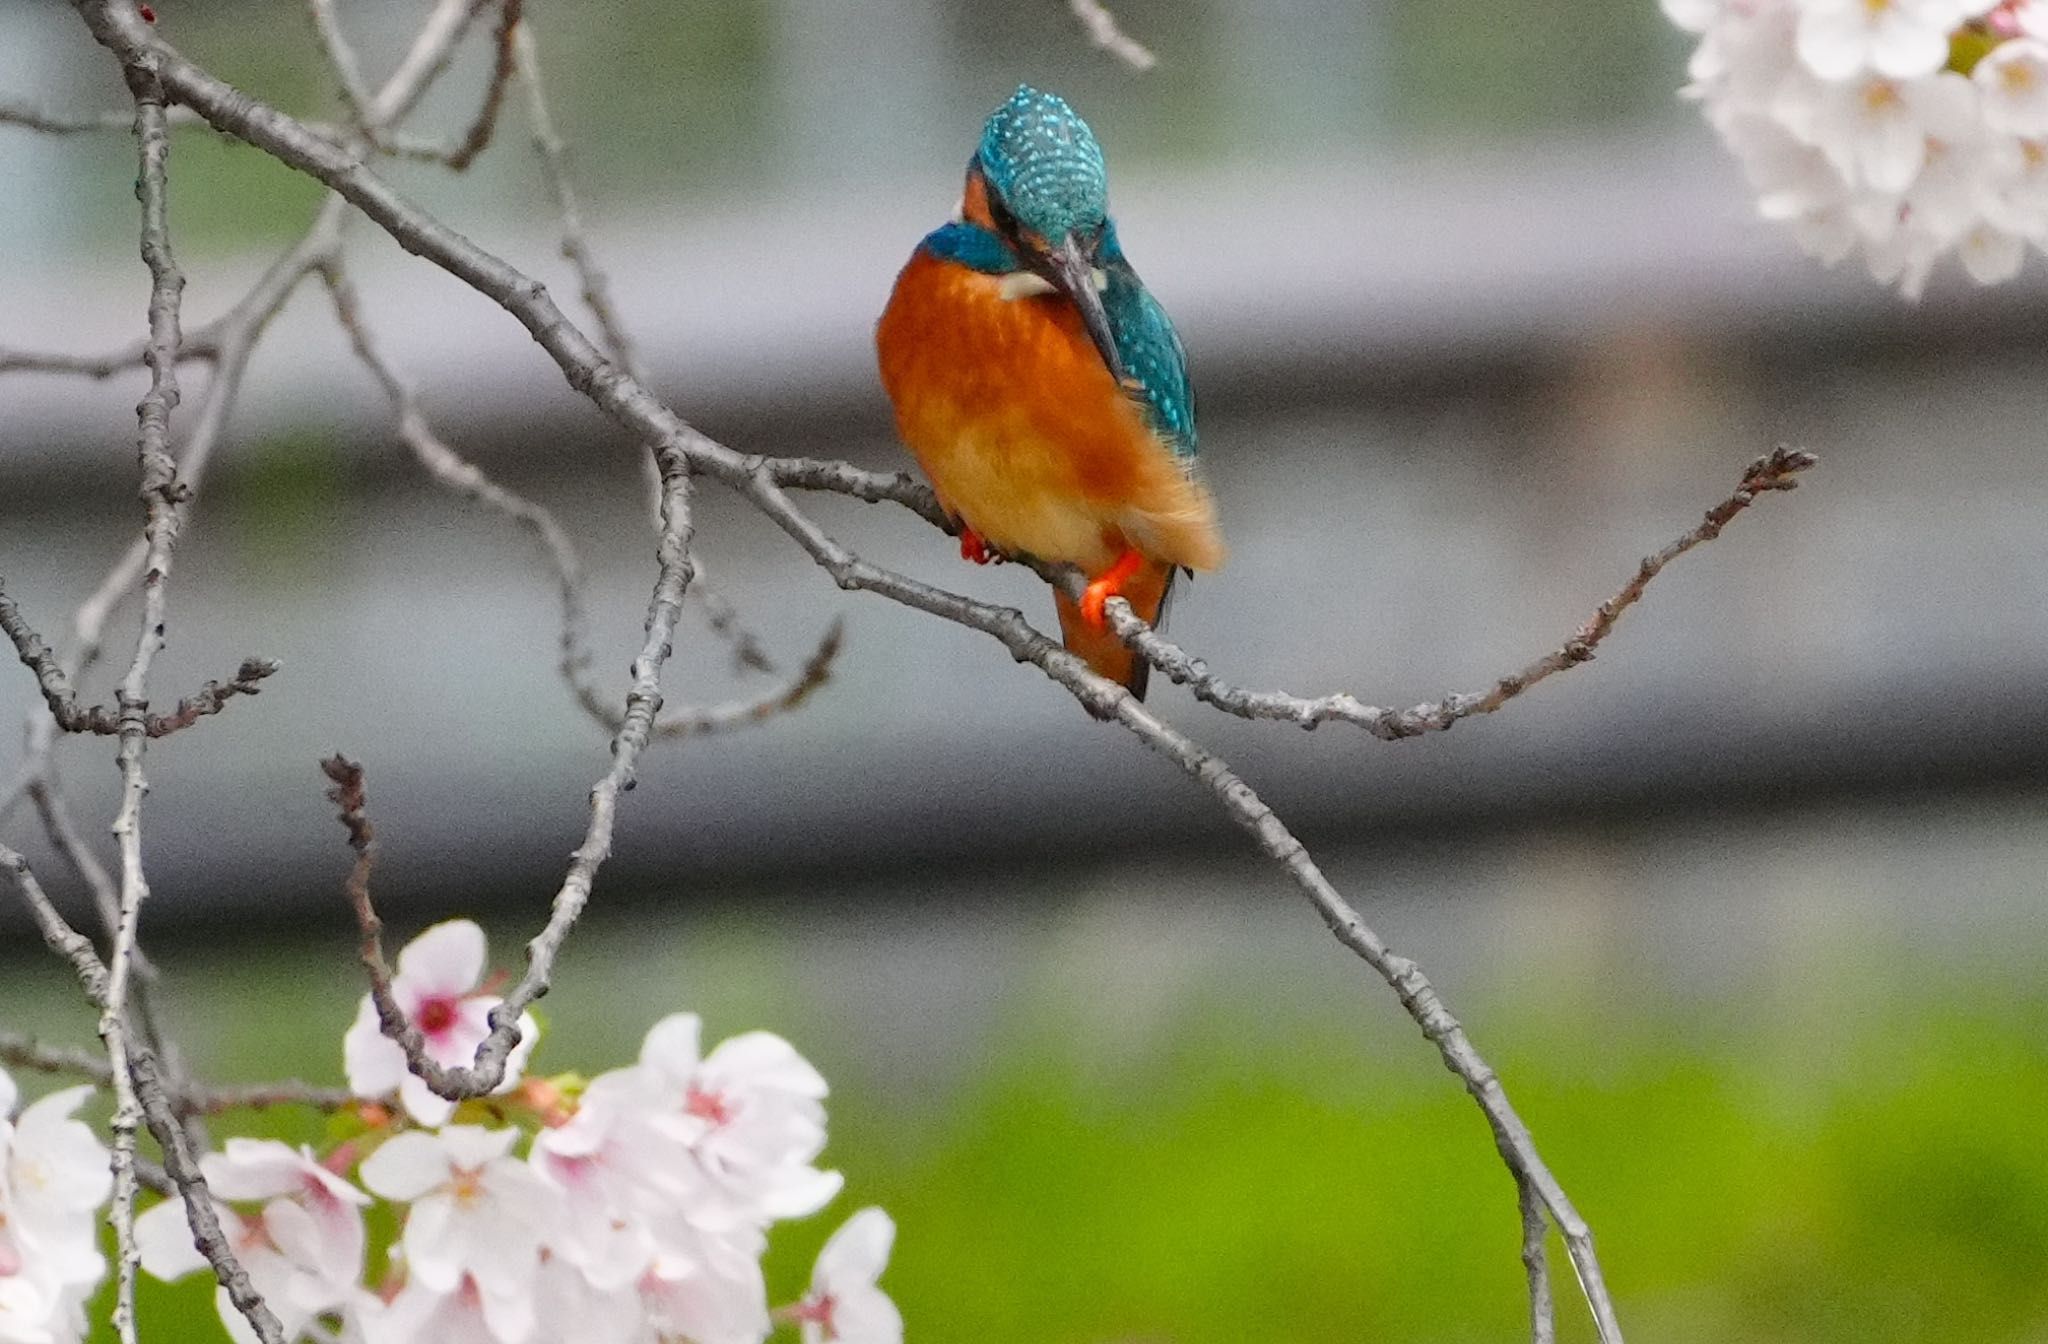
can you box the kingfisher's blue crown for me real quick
[976,85,1108,244]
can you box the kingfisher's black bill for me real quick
[1044,235,1125,382]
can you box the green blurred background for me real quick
[4,1,2048,1341]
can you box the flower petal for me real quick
[816,1208,895,1292]
[359,1132,452,1202]
[394,920,487,998]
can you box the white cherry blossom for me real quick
[790,1209,902,1344]
[1795,0,1979,80]
[343,920,539,1126]
[1662,0,1726,33]
[359,1126,561,1314]
[527,1082,663,1290]
[1976,133,2048,230]
[135,1141,369,1344]
[1975,36,2048,130]
[639,1238,773,1344]
[1670,0,2048,289]
[635,1014,843,1222]
[27,939,894,1344]
[358,1273,534,1344]
[0,1078,108,1344]
[1960,217,2029,275]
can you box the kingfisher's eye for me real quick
[985,189,1020,241]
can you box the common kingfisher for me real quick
[876,86,1223,698]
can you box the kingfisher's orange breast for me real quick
[876,249,1221,575]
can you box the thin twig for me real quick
[302,0,374,123]
[444,0,522,171]
[26,775,135,975]
[188,1079,359,1115]
[0,1031,113,1083]
[1521,1176,1557,1344]
[320,419,698,1099]
[366,0,491,129]
[646,619,841,738]
[509,19,788,679]
[1,585,279,736]
[511,21,647,388]
[74,32,1639,1337]
[0,99,202,134]
[99,55,187,1344]
[688,562,781,676]
[0,202,342,841]
[0,1031,352,1114]
[1084,447,1819,737]
[127,1047,287,1344]
[317,259,833,737]
[0,333,218,378]
[1067,0,1158,70]
[2,841,110,1005]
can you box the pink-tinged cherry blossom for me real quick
[635,1014,843,1222]
[526,1082,662,1291]
[358,1272,535,1344]
[638,1236,773,1344]
[135,1140,369,1344]
[359,1126,562,1321]
[343,919,539,1126]
[787,1209,902,1344]
[529,1254,643,1344]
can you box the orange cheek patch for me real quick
[960,172,997,232]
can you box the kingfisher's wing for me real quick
[1097,229,1196,461]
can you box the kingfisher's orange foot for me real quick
[959,526,998,565]
[1080,548,1146,628]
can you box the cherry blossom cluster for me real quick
[1667,0,2048,294]
[126,920,901,1344]
[0,1068,110,1344]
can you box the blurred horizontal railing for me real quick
[5,132,2048,927]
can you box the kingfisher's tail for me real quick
[1054,559,1175,700]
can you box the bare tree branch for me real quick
[316,258,836,739]
[0,845,107,1003]
[0,202,341,843]
[687,560,782,676]
[97,53,189,1342]
[14,10,1840,1339]
[127,1046,288,1344]
[366,0,492,129]
[0,11,495,1342]
[0,332,217,378]
[1082,446,1818,736]
[1067,0,1158,70]
[0,1030,352,1116]
[445,0,522,171]
[320,407,698,1098]
[302,0,374,124]
[645,618,842,738]
[26,774,137,975]
[1521,1176,1557,1344]
[510,19,777,673]
[0,850,278,1344]
[1,585,280,737]
[0,1031,112,1083]
[54,18,1658,1336]
[0,98,201,134]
